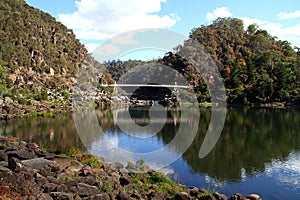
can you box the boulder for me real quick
[4,96,13,104]
[22,158,57,170]
[230,193,246,200]
[50,68,55,76]
[175,192,191,200]
[0,150,7,161]
[213,192,228,200]
[7,149,38,160]
[119,176,131,186]
[116,191,129,200]
[246,194,262,200]
[93,193,110,200]
[8,157,23,171]
[188,186,201,197]
[75,182,99,197]
[51,192,74,200]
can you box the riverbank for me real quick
[0,136,262,200]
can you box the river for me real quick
[1,106,300,200]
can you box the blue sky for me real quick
[25,0,300,57]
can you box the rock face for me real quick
[0,0,114,120]
[0,136,262,200]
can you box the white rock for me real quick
[4,97,13,104]
[49,68,55,76]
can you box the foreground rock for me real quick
[0,136,262,200]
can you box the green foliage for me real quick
[165,17,300,105]
[35,87,48,101]
[0,65,8,95]
[129,170,186,196]
[80,153,103,168]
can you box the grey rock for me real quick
[22,158,57,170]
[26,143,39,150]
[39,162,60,177]
[8,157,23,171]
[39,193,54,200]
[188,186,200,197]
[51,192,75,200]
[213,192,228,200]
[7,149,38,160]
[0,161,8,167]
[109,162,124,171]
[0,150,7,161]
[4,96,13,104]
[43,182,58,192]
[119,176,131,186]
[116,191,129,200]
[92,193,110,200]
[230,193,246,200]
[175,192,191,200]
[199,194,217,200]
[246,194,262,200]
[76,175,97,186]
[76,182,99,197]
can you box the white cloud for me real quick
[240,17,266,29]
[94,43,121,56]
[58,0,178,41]
[277,10,300,20]
[85,42,100,52]
[205,7,233,21]
[241,16,300,47]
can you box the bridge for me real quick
[100,84,191,89]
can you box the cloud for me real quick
[58,0,178,41]
[85,42,100,52]
[94,43,121,56]
[240,17,266,29]
[205,7,233,21]
[277,10,300,20]
[241,16,300,47]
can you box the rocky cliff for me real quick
[0,0,113,119]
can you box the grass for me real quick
[80,153,103,168]
[129,170,187,197]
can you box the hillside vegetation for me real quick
[0,0,113,119]
[186,18,300,104]
[107,18,300,106]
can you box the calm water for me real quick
[1,107,300,200]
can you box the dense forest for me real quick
[106,18,300,105]
[1,0,300,111]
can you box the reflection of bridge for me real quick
[112,108,182,125]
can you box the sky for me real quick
[24,0,300,59]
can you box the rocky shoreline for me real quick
[0,136,263,200]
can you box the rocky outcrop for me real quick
[0,136,262,200]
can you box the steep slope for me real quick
[162,18,300,105]
[0,0,113,119]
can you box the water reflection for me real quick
[1,107,300,199]
[0,114,85,153]
[181,107,300,182]
[73,106,200,170]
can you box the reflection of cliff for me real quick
[1,114,86,153]
[180,108,300,182]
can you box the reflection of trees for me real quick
[180,108,300,182]
[1,114,86,153]
[3,107,300,183]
